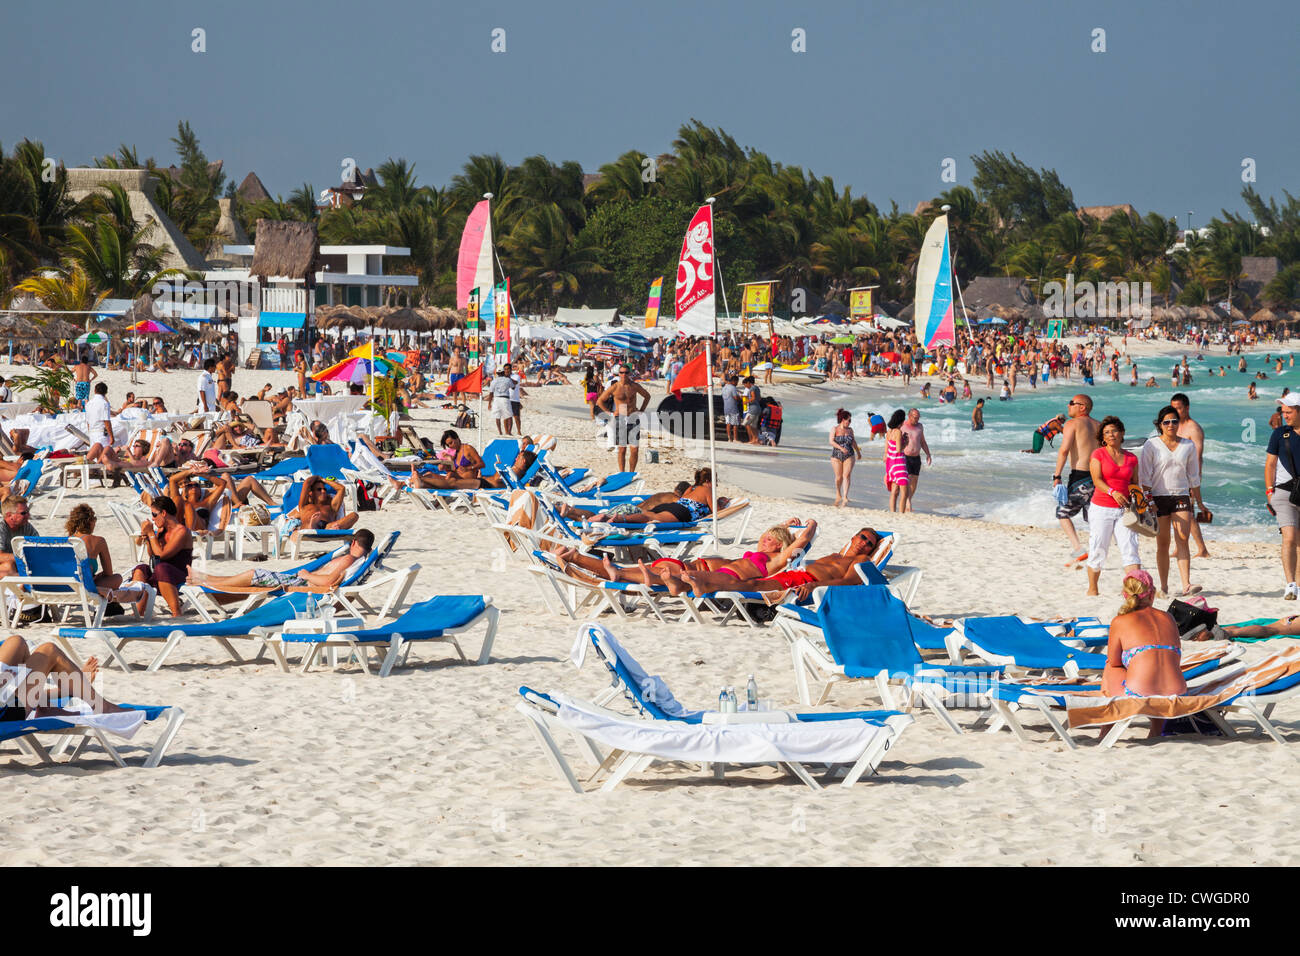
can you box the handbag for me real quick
[1120,487,1158,537]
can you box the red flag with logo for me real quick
[674,204,716,337]
[448,364,483,395]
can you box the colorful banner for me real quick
[493,278,511,362]
[848,287,875,318]
[467,287,480,361]
[740,282,772,315]
[674,204,716,337]
[456,200,494,310]
[644,276,663,328]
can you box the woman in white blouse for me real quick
[1138,403,1202,596]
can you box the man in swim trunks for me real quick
[73,352,96,409]
[189,529,374,594]
[597,364,651,472]
[748,528,884,601]
[1053,393,1100,561]
[900,409,930,512]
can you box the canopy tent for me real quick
[552,307,620,326]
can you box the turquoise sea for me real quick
[773,347,1294,541]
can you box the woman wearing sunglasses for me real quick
[1138,404,1202,596]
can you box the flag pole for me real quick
[706,339,718,541]
[706,197,727,338]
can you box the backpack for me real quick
[356,480,380,511]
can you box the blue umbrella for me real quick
[598,331,653,354]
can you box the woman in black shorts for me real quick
[1138,404,1202,596]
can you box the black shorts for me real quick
[511,401,521,417]
[904,455,922,477]
[1153,494,1192,517]
[1056,470,1093,520]
[653,502,693,522]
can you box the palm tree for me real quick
[586,151,656,204]
[63,184,188,298]
[13,263,105,312]
[499,205,607,311]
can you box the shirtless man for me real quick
[1053,393,1101,562]
[597,364,651,472]
[294,477,358,532]
[72,352,96,410]
[1172,392,1211,558]
[189,529,374,595]
[899,408,931,512]
[746,528,885,601]
[447,347,467,388]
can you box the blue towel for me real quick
[1053,483,1069,507]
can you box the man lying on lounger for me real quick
[1221,617,1300,639]
[551,519,816,596]
[187,528,374,595]
[407,449,537,491]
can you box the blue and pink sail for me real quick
[914,214,956,348]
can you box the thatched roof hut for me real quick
[250,220,320,282]
[121,293,160,326]
[1251,308,1281,323]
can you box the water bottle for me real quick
[305,594,318,619]
[746,675,759,710]
[718,688,729,713]
[726,686,737,713]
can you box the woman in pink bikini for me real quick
[550,521,815,597]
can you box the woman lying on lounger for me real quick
[0,637,130,718]
[1221,617,1300,639]
[553,520,815,596]
[188,529,374,595]
[409,449,536,491]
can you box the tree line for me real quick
[3,120,1300,315]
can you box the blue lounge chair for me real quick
[516,624,914,792]
[775,586,1007,729]
[951,616,1108,677]
[0,702,185,769]
[267,594,499,675]
[58,592,315,672]
[0,536,155,629]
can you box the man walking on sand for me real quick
[597,363,650,472]
[900,408,931,511]
[1172,392,1211,558]
[487,361,515,435]
[72,352,96,410]
[1053,393,1101,563]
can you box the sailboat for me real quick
[913,206,967,349]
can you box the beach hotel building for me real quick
[204,243,418,362]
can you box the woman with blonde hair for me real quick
[1101,570,1186,729]
[64,504,122,592]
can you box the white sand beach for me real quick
[2,355,1297,867]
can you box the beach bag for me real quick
[1166,599,1218,640]
[355,480,380,511]
[1121,488,1158,538]
[242,505,271,526]
[454,408,476,429]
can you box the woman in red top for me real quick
[1086,415,1143,596]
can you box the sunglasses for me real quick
[1160,419,1179,426]
[1068,401,1085,406]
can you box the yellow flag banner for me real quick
[741,282,772,315]
[849,287,874,318]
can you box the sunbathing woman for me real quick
[0,636,129,717]
[553,520,815,597]
[1221,617,1300,639]
[65,504,122,593]
[1101,569,1186,714]
[410,450,536,490]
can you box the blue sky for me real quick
[3,0,1296,226]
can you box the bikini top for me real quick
[1120,643,1180,668]
[742,550,770,576]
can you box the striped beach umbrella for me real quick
[597,330,653,353]
[75,330,112,345]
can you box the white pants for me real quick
[1087,505,1140,569]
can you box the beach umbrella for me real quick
[879,351,901,363]
[584,344,622,361]
[124,319,177,334]
[829,335,855,344]
[597,330,653,353]
[74,330,111,346]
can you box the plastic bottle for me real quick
[725,686,737,713]
[718,688,729,713]
[746,675,759,710]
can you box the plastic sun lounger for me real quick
[1060,645,1300,749]
[949,616,1109,678]
[0,536,156,629]
[56,592,315,672]
[519,626,913,793]
[266,595,500,676]
[0,703,185,769]
[775,586,1009,730]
